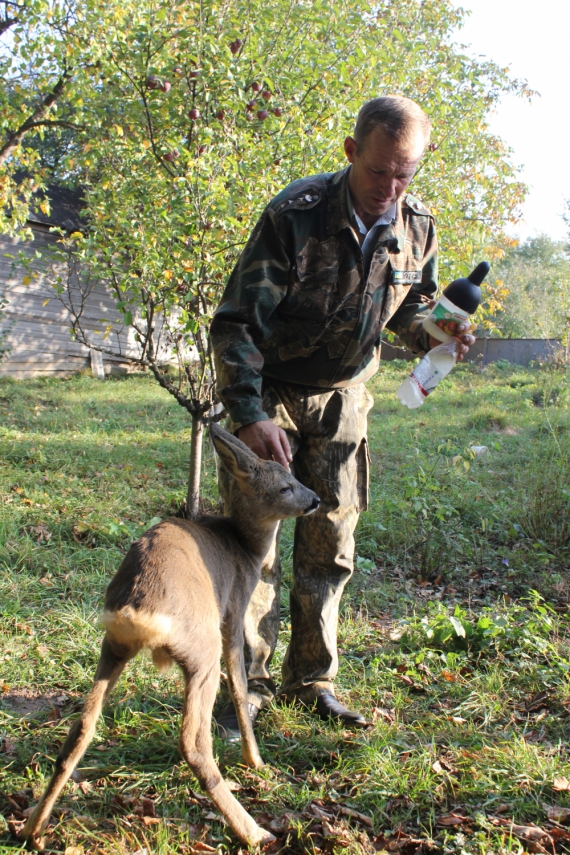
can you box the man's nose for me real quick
[377,175,397,197]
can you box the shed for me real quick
[0,185,137,378]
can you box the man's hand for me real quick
[428,323,476,362]
[236,421,293,470]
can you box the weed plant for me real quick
[0,362,569,854]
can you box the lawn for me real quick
[0,359,569,855]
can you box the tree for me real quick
[483,235,570,343]
[1,0,533,514]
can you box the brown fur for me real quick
[21,425,319,850]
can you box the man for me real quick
[210,96,475,736]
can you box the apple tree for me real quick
[1,0,532,514]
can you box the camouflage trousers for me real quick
[220,379,374,708]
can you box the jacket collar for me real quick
[326,165,405,252]
[326,166,353,236]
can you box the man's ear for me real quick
[344,135,357,164]
[210,423,260,487]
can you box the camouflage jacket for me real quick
[211,166,437,429]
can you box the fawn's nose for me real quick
[304,496,320,514]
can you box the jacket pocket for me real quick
[282,236,339,322]
[383,251,421,320]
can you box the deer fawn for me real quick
[22,424,320,850]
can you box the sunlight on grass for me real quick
[1,364,569,853]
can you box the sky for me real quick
[451,0,570,243]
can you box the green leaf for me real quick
[449,616,466,638]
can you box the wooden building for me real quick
[0,186,137,379]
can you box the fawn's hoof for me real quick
[249,825,276,847]
[243,751,264,770]
[19,829,44,851]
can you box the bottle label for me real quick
[410,358,440,397]
[425,294,470,339]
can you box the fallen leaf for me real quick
[255,810,300,835]
[441,670,458,682]
[30,524,51,543]
[65,846,85,855]
[549,826,570,844]
[490,816,553,854]
[525,691,551,713]
[7,791,31,811]
[554,776,570,792]
[7,819,25,836]
[142,816,161,826]
[309,803,334,821]
[437,812,471,827]
[109,793,134,812]
[336,805,374,828]
[372,706,394,724]
[141,796,157,817]
[417,663,437,681]
[544,803,570,823]
[372,829,432,853]
[2,736,16,755]
[322,817,352,845]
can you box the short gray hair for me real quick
[353,96,431,150]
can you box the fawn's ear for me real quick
[210,424,260,485]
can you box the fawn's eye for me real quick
[280,486,292,494]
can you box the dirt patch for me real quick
[1,688,71,717]
[496,425,519,436]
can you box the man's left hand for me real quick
[428,324,476,362]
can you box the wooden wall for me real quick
[0,224,138,379]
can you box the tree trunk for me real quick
[186,413,204,519]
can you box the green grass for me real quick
[0,362,570,854]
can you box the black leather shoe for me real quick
[315,692,367,727]
[215,701,260,742]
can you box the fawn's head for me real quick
[211,424,320,522]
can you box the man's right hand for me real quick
[236,421,292,470]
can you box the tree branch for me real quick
[0,69,73,165]
[0,0,25,35]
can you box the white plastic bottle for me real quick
[396,341,458,409]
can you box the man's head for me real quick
[344,96,431,228]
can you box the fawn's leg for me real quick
[178,651,274,847]
[222,625,264,769]
[22,638,133,848]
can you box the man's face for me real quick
[344,126,425,225]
